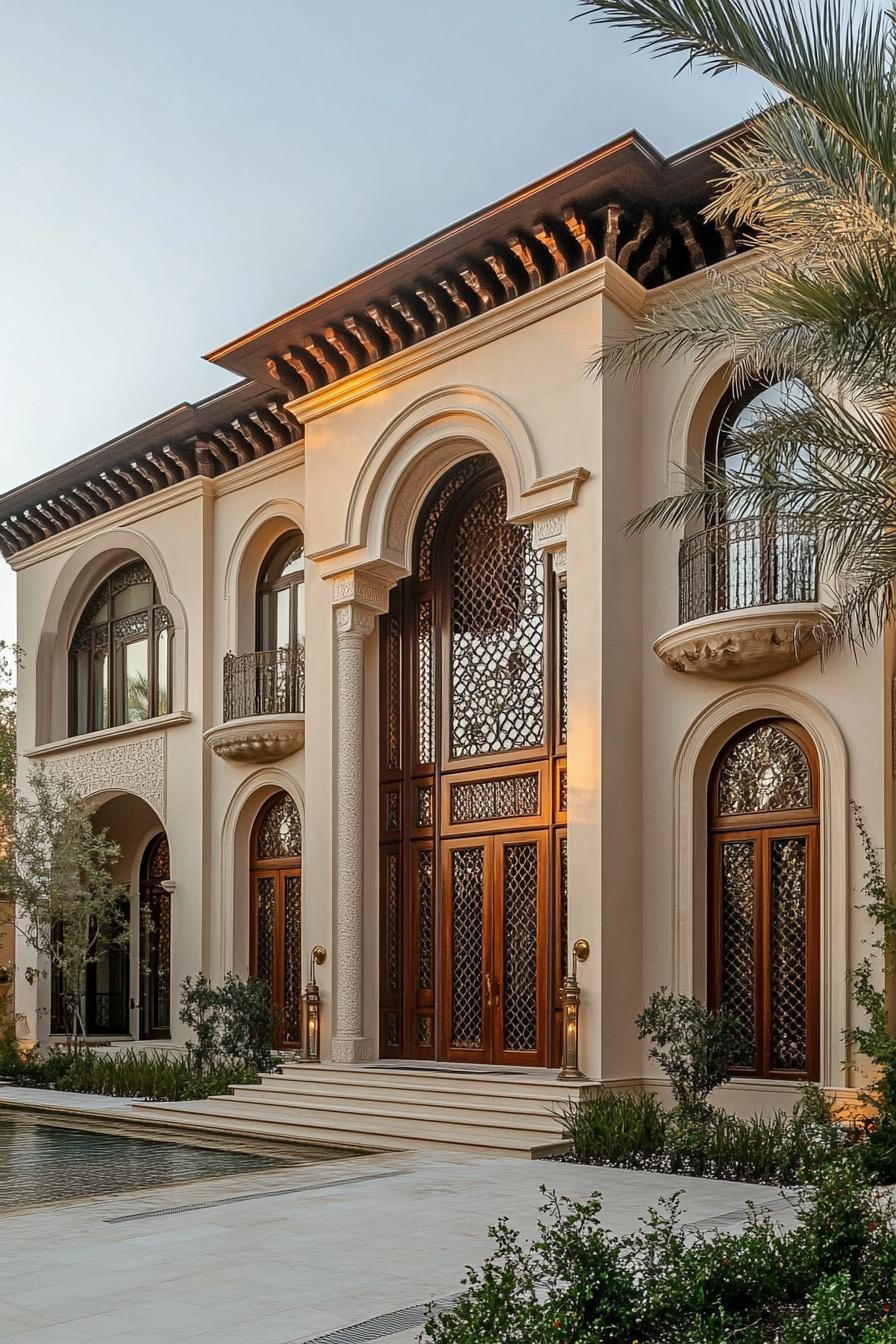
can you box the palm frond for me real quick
[576,0,896,183]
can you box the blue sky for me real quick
[0,1,767,649]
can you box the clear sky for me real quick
[0,1,767,652]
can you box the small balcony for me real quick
[204,646,305,763]
[654,515,828,680]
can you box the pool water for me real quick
[0,1111,306,1212]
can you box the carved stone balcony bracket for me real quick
[529,509,570,582]
[204,714,305,764]
[654,604,831,681]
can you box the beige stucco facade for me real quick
[4,130,889,1115]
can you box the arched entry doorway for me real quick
[708,719,820,1080]
[139,832,171,1040]
[250,792,302,1049]
[379,456,567,1066]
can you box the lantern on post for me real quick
[301,945,327,1062]
[558,939,590,1081]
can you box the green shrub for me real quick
[636,987,748,1117]
[560,1085,856,1185]
[1,1041,260,1101]
[425,1155,896,1343]
[179,972,277,1072]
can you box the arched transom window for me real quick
[709,718,820,1081]
[69,561,173,736]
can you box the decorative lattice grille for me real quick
[718,724,811,815]
[416,785,433,828]
[502,842,539,1052]
[385,789,400,833]
[417,456,484,581]
[417,1015,433,1047]
[385,614,402,772]
[450,482,545,758]
[283,875,302,1044]
[770,836,808,1071]
[256,793,302,859]
[559,768,568,815]
[147,835,170,881]
[254,877,275,995]
[449,773,539,826]
[559,585,568,745]
[450,846,485,1049]
[417,849,433,991]
[385,853,400,997]
[385,1012,399,1048]
[417,599,435,765]
[559,835,568,978]
[720,840,756,1067]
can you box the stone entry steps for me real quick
[132,1062,597,1158]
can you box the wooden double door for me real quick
[440,830,550,1066]
[379,458,567,1068]
[250,792,303,1050]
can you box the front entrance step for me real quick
[132,1062,595,1158]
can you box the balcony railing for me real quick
[223,645,305,723]
[678,515,818,626]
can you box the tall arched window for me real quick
[708,719,820,1080]
[694,380,817,615]
[69,561,173,736]
[256,531,305,652]
[250,792,302,1049]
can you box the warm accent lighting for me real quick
[301,945,327,1062]
[558,939,590,1081]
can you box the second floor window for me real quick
[256,531,305,652]
[69,561,173,736]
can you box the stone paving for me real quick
[0,1091,796,1344]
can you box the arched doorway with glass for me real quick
[249,791,303,1049]
[379,455,568,1067]
[708,718,820,1080]
[139,832,172,1040]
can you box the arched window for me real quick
[256,531,305,652]
[708,719,820,1080]
[696,380,817,614]
[250,792,302,1049]
[69,561,173,736]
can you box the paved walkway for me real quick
[0,1086,796,1344]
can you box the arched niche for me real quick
[223,500,305,655]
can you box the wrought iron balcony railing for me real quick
[223,645,305,723]
[678,515,819,626]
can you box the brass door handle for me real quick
[485,973,493,1008]
[485,974,501,1009]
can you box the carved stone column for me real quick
[330,571,390,1063]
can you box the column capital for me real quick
[329,569,392,616]
[530,510,569,580]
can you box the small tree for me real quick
[2,763,128,1049]
[0,643,20,1024]
[636,988,747,1117]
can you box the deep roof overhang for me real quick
[0,118,749,558]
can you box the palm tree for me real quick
[578,0,896,649]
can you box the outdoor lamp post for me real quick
[558,938,590,1081]
[302,945,327,1062]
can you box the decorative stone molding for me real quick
[40,733,166,820]
[529,507,571,581]
[331,570,391,616]
[654,605,829,680]
[204,715,305,764]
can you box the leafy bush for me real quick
[0,1033,260,1101]
[179,972,276,1072]
[636,987,747,1116]
[845,804,896,1183]
[560,1084,855,1185]
[425,1155,896,1343]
